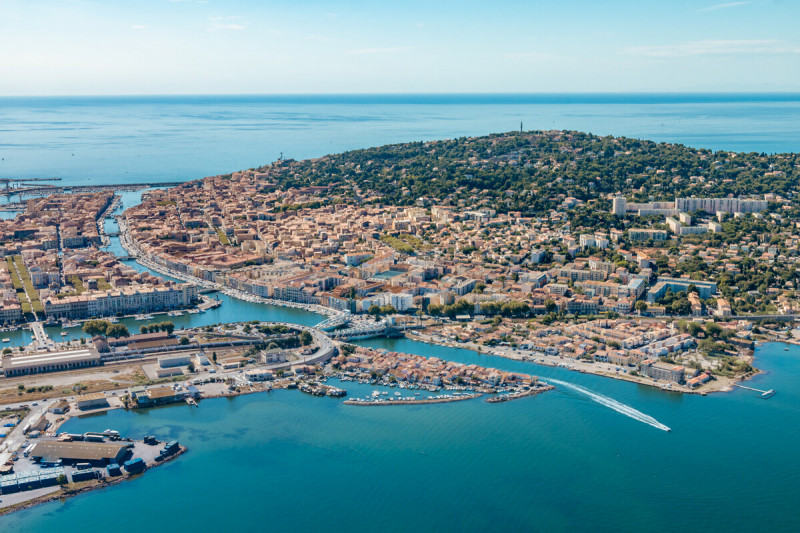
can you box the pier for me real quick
[1,181,187,197]
[732,384,775,398]
[344,393,482,406]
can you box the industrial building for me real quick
[0,467,66,495]
[1,348,101,377]
[29,440,131,466]
[157,353,191,368]
[75,392,109,410]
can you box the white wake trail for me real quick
[546,378,671,432]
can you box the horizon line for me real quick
[3,91,800,98]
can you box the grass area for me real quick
[0,407,29,422]
[67,275,86,294]
[96,277,112,290]
[6,258,23,290]
[216,227,231,246]
[8,256,41,318]
[0,377,130,405]
[380,233,429,254]
[380,234,414,253]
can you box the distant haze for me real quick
[1,0,800,95]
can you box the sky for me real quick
[1,0,799,95]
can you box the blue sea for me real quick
[1,94,800,187]
[3,340,799,532]
[1,94,800,531]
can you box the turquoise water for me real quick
[2,94,800,188]
[2,94,800,529]
[3,340,797,532]
[0,328,31,348]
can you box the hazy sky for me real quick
[2,0,799,95]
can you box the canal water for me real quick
[14,188,324,345]
[3,197,799,531]
[2,339,797,532]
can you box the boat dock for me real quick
[732,384,775,398]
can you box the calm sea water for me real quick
[1,94,800,188]
[3,340,797,532]
[2,95,800,530]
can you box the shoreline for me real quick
[403,332,759,396]
[0,445,188,517]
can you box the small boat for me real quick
[1,338,9,343]
[60,332,68,337]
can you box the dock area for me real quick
[732,383,775,398]
[344,392,482,406]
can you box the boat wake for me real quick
[546,378,671,432]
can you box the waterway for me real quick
[31,189,324,343]
[2,94,800,529]
[3,339,797,532]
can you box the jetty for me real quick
[344,393,482,406]
[485,385,554,403]
[732,383,775,398]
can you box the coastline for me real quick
[403,332,759,395]
[0,445,188,518]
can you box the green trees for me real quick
[105,324,130,338]
[687,322,704,337]
[634,301,648,314]
[179,336,190,345]
[83,319,129,338]
[138,321,175,335]
[299,330,313,346]
[367,305,397,316]
[705,322,723,338]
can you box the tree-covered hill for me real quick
[254,130,798,214]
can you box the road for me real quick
[30,322,54,350]
[0,399,54,465]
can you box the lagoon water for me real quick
[2,94,800,530]
[3,340,798,532]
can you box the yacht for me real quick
[1,338,10,343]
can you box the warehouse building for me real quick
[158,353,191,368]
[29,441,131,466]
[75,392,109,410]
[1,349,101,377]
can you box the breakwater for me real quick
[485,385,554,403]
[344,393,482,406]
